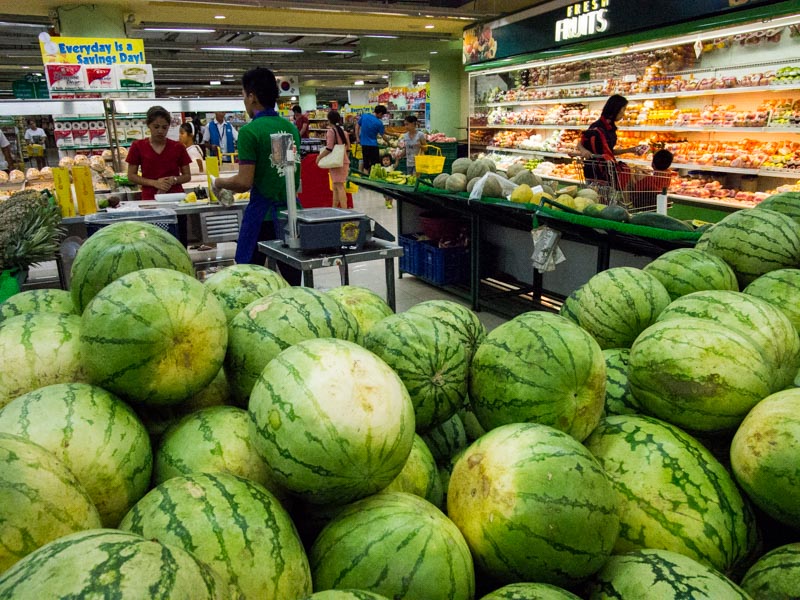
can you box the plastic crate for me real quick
[422,243,469,285]
[84,209,179,238]
[398,233,426,276]
[0,269,25,304]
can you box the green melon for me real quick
[467,161,490,181]
[325,285,393,337]
[70,221,194,313]
[249,338,415,505]
[0,383,152,527]
[0,433,102,573]
[421,411,468,464]
[643,248,739,301]
[383,434,444,508]
[469,311,605,441]
[226,286,360,404]
[731,388,800,528]
[479,583,581,600]
[458,405,486,441]
[754,191,800,225]
[80,268,228,406]
[364,312,468,432]
[204,263,289,322]
[452,157,473,175]
[602,348,640,416]
[0,529,231,599]
[310,492,474,600]
[303,592,391,600]
[744,268,800,335]
[0,288,76,323]
[447,423,619,586]
[740,542,800,599]
[0,313,85,409]
[406,299,488,363]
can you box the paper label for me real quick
[52,168,75,217]
[72,166,96,215]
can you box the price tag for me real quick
[72,166,96,216]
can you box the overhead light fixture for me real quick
[364,34,398,39]
[0,21,47,28]
[424,24,435,29]
[258,48,304,53]
[144,27,215,33]
[257,31,352,38]
[21,66,30,69]
[210,80,222,85]
[214,15,226,19]
[202,46,248,52]
[318,50,354,54]
[381,75,389,79]
[430,51,438,54]
[290,96,297,101]
[381,59,388,62]
[354,80,364,85]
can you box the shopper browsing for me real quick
[203,112,238,162]
[316,109,351,209]
[0,130,13,173]
[381,154,396,209]
[179,122,204,175]
[395,115,427,175]
[355,105,387,175]
[292,105,310,139]
[24,119,47,169]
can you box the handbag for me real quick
[317,144,345,169]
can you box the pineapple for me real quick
[0,190,64,272]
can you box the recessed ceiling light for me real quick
[430,51,438,54]
[144,28,215,33]
[210,80,221,85]
[424,24,435,29]
[364,34,398,39]
[214,15,226,19]
[380,58,388,62]
[21,66,30,69]
[381,75,389,79]
[290,96,297,101]
[354,80,364,85]
[318,50,354,54]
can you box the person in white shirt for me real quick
[0,130,14,172]
[180,122,204,175]
[202,112,238,162]
[24,120,47,169]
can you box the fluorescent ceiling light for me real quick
[201,46,302,53]
[381,75,389,79]
[257,31,352,38]
[354,80,364,85]
[364,35,398,39]
[364,11,406,17]
[318,50,354,54]
[381,59,388,62]
[424,24,435,29]
[144,27,215,33]
[210,81,221,85]
[21,66,30,69]
[258,48,303,53]
[214,15,226,19]
[430,51,438,54]
[0,21,47,28]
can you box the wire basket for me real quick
[84,209,179,238]
[415,145,446,175]
[572,157,673,213]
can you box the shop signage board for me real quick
[12,78,49,99]
[39,33,146,66]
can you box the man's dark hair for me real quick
[242,67,279,109]
[374,105,388,116]
[652,149,673,171]
[292,105,302,114]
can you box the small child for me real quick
[381,154,395,209]
[628,150,674,205]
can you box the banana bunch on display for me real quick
[368,164,416,186]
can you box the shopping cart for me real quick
[572,157,673,213]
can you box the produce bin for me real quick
[84,209,179,238]
[422,243,469,285]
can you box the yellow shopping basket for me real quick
[351,142,363,161]
[415,145,445,175]
[27,144,44,158]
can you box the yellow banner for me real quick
[72,166,97,215]
[52,168,75,217]
[40,36,145,66]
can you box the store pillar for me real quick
[389,71,413,88]
[429,55,464,140]
[56,4,127,37]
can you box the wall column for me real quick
[389,71,413,88]
[429,55,465,139]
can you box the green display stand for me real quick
[0,269,25,304]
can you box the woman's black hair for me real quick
[145,105,171,125]
[179,122,195,140]
[404,115,418,125]
[327,109,346,145]
[242,67,279,109]
[601,94,628,120]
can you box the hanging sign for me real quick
[39,32,146,65]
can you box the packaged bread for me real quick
[39,166,53,180]
[0,171,8,184]
[101,148,113,161]
[89,156,106,172]
[73,154,91,167]
[25,168,40,181]
[59,156,75,169]
[9,170,25,183]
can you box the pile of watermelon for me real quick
[2,197,800,599]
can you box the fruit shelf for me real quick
[478,124,800,133]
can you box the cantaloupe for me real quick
[451,158,472,175]
[433,173,450,189]
[466,161,490,181]
[506,164,526,179]
[483,177,504,199]
[445,173,467,193]
[466,178,480,194]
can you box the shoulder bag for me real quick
[317,128,346,169]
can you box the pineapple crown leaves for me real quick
[0,190,64,272]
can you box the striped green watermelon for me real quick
[696,208,800,286]
[80,268,227,406]
[406,299,488,362]
[70,221,194,313]
[0,433,102,572]
[584,415,757,573]
[628,318,772,432]
[120,472,311,599]
[469,312,605,441]
[602,348,640,416]
[364,312,468,432]
[421,411,468,464]
[325,285,394,337]
[226,286,360,404]
[642,248,739,301]
[447,423,619,586]
[204,263,288,322]
[0,288,76,323]
[249,338,414,504]
[0,529,232,599]
[755,191,800,225]
[585,549,750,599]
[0,313,85,409]
[731,388,800,528]
[458,405,486,442]
[303,592,391,600]
[559,288,581,323]
[744,268,800,335]
[657,290,800,392]
[479,583,581,600]
[310,492,474,600]
[740,542,800,599]
[0,383,152,527]
[383,434,444,507]
[559,267,671,349]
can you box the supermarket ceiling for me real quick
[0,0,547,101]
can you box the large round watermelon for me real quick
[744,268,800,335]
[730,388,800,528]
[740,542,800,599]
[447,423,619,586]
[310,492,474,600]
[405,299,487,363]
[80,268,228,406]
[0,383,152,527]
[469,311,605,441]
[0,433,102,572]
[584,415,757,573]
[383,434,444,507]
[696,208,800,286]
[628,317,772,432]
[303,592,391,600]
[421,411,468,464]
[70,221,194,313]
[602,348,640,416]
[479,583,581,600]
[249,338,415,504]
[0,313,85,409]
[0,288,76,323]
[755,191,800,225]
[204,263,288,322]
[120,472,311,599]
[325,285,394,337]
[643,248,738,301]
[225,286,360,404]
[364,312,468,432]
[558,267,672,349]
[585,549,750,599]
[0,529,230,599]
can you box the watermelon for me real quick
[479,583,581,599]
[656,290,800,392]
[421,411,468,464]
[303,592,391,600]
[447,423,619,586]
[249,338,415,504]
[310,492,474,600]
[744,268,800,335]
[70,221,194,313]
[0,288,76,323]
[584,415,757,573]
[696,208,800,286]
[0,313,85,409]
[405,299,488,363]
[558,267,671,349]
[383,434,444,507]
[0,433,102,572]
[469,312,605,441]
[628,318,772,433]
[186,366,232,409]
[364,312,468,432]
[585,549,750,599]
[0,383,152,527]
[325,285,394,337]
[730,388,800,528]
[120,472,310,599]
[740,542,800,599]
[225,286,360,404]
[642,248,739,301]
[458,405,486,442]
[602,348,640,416]
[80,268,228,406]
[204,263,289,322]
[0,529,230,599]
[755,191,800,225]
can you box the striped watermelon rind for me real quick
[204,263,289,322]
[642,248,738,301]
[383,434,444,508]
[740,542,800,599]
[602,348,640,416]
[119,472,311,600]
[755,191,800,225]
[744,268,800,335]
[421,411,468,464]
[405,299,488,363]
[302,591,392,600]
[0,288,76,323]
[478,583,582,600]
[310,492,475,600]
[0,433,102,573]
[325,285,394,338]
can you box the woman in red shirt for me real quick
[126,106,191,200]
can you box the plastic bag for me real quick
[468,171,519,202]
[531,226,566,272]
